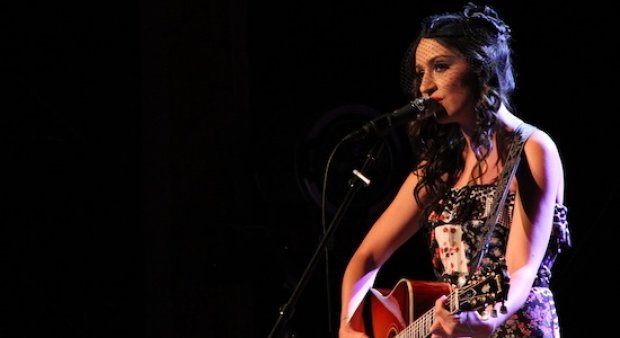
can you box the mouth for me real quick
[417,97,444,121]
[430,97,446,113]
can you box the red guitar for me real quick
[349,265,509,338]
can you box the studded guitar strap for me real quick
[468,123,538,277]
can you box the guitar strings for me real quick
[395,280,488,338]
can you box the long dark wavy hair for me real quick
[400,3,517,208]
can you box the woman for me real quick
[339,3,570,338]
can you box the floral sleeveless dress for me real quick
[424,184,571,337]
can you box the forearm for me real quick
[340,254,380,322]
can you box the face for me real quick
[415,38,476,124]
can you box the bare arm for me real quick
[500,129,564,317]
[339,172,428,337]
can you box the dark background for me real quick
[5,1,618,337]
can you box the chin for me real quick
[432,108,450,123]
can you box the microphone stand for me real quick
[268,139,385,338]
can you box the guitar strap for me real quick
[467,122,538,278]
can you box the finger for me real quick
[430,321,445,337]
[434,295,448,312]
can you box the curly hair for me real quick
[400,3,517,208]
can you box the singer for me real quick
[339,3,570,338]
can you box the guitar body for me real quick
[349,264,509,338]
[349,279,451,338]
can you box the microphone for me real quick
[343,96,436,141]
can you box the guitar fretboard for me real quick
[395,288,459,338]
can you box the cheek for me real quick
[441,85,472,114]
[441,76,471,103]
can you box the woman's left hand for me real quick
[429,295,497,338]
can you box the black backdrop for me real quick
[6,1,619,337]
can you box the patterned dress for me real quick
[424,184,571,337]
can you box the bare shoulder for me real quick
[523,128,561,161]
[521,128,565,199]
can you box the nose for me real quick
[419,72,436,97]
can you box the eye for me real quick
[433,62,449,72]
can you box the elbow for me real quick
[508,264,539,286]
[349,248,382,273]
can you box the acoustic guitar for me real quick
[349,264,509,338]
